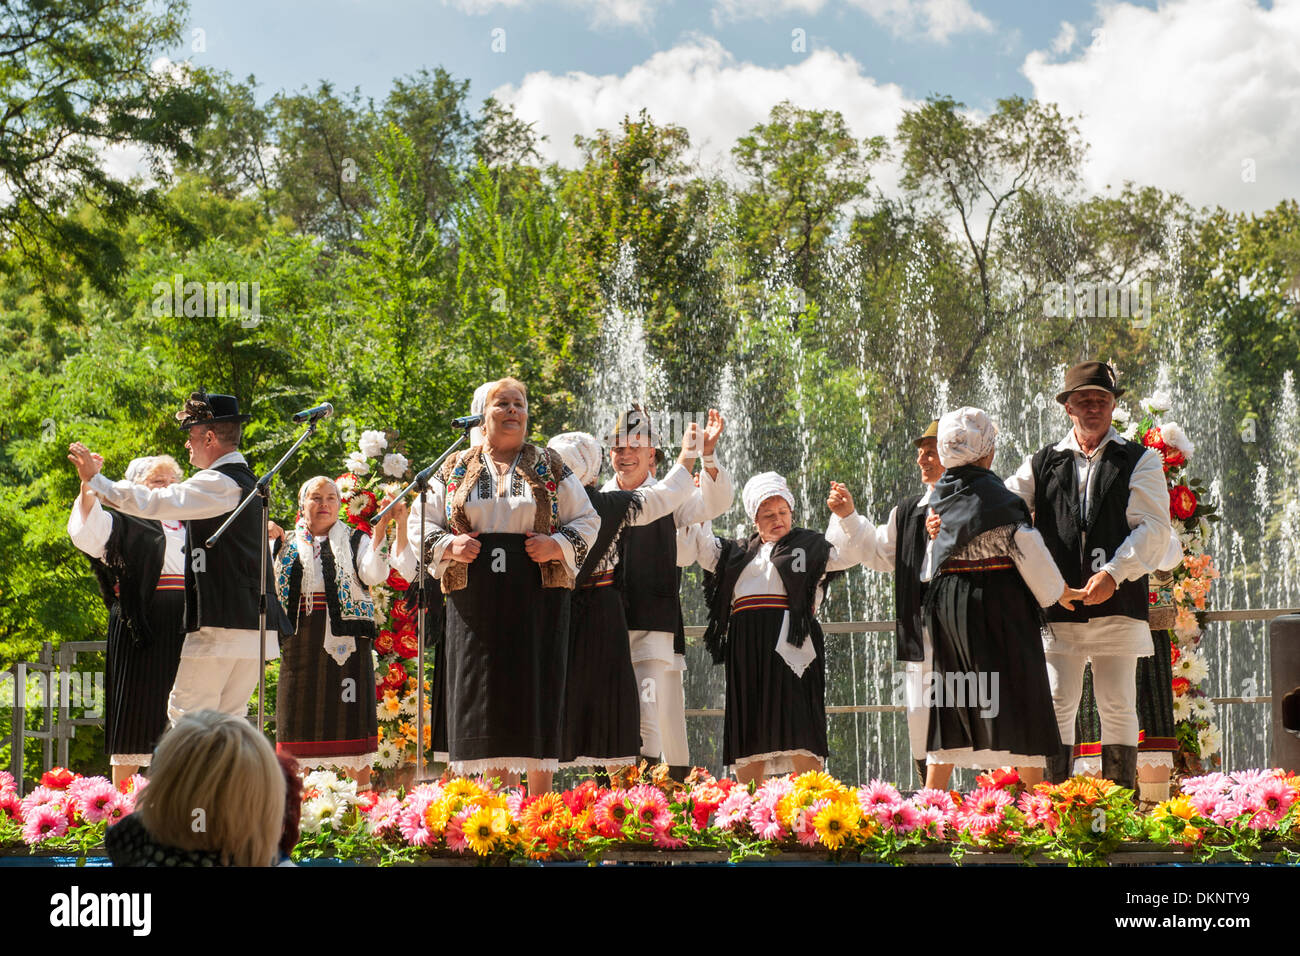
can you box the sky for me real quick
[167,0,1300,213]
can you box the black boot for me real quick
[1046,745,1074,785]
[1101,744,1138,794]
[667,765,691,783]
[915,759,928,786]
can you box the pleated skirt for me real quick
[560,577,641,767]
[923,568,1061,759]
[444,533,570,774]
[104,589,187,757]
[276,607,378,763]
[722,605,828,769]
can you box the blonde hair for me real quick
[137,710,285,867]
[483,377,528,410]
[142,455,183,485]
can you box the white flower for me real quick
[382,452,409,478]
[359,430,388,458]
[400,691,418,716]
[1198,724,1222,759]
[337,474,357,499]
[1122,420,1141,441]
[1172,696,1191,721]
[346,452,370,476]
[1111,405,1131,424]
[301,794,345,833]
[302,770,339,793]
[1198,516,1212,541]
[331,778,359,805]
[376,701,392,722]
[1160,420,1195,457]
[1141,390,1172,413]
[1174,650,1209,684]
[374,739,401,769]
[1192,697,1217,719]
[381,482,402,498]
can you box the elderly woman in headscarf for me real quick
[68,455,189,786]
[272,476,407,789]
[397,377,599,792]
[681,472,866,784]
[919,407,1086,782]
[546,428,701,781]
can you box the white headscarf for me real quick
[742,472,795,523]
[469,381,493,446]
[936,407,998,468]
[124,457,154,484]
[548,432,603,487]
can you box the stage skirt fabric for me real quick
[105,579,187,760]
[923,564,1061,765]
[1073,628,1177,771]
[276,601,378,769]
[444,533,571,775]
[722,597,828,772]
[560,570,640,767]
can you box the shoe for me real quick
[667,765,691,783]
[1101,744,1138,794]
[915,759,928,786]
[1046,745,1074,785]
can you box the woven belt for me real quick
[731,593,789,613]
[155,574,186,592]
[582,569,615,589]
[940,557,1014,574]
[299,592,327,614]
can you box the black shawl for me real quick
[927,464,1031,572]
[575,485,643,589]
[86,509,167,647]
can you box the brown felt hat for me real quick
[1055,361,1125,405]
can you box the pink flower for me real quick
[1230,769,1273,789]
[0,790,20,820]
[101,793,129,825]
[0,770,15,793]
[628,785,672,833]
[1017,790,1059,832]
[1209,797,1245,826]
[1247,777,1295,831]
[592,791,632,838]
[748,791,788,842]
[794,799,828,847]
[858,779,902,816]
[445,808,472,853]
[1180,772,1229,797]
[22,803,69,845]
[715,791,753,831]
[912,788,957,816]
[1188,790,1220,820]
[19,786,60,817]
[881,801,921,835]
[75,779,120,824]
[958,787,1013,837]
[366,795,403,836]
[651,824,687,849]
[913,804,948,839]
[397,793,436,847]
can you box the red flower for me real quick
[356,791,379,813]
[396,628,419,660]
[386,569,410,590]
[375,683,385,702]
[41,768,76,790]
[390,598,415,625]
[1172,677,1190,696]
[1169,485,1197,520]
[384,662,408,690]
[1142,427,1166,453]
[1149,591,1159,605]
[975,768,1020,791]
[375,630,396,655]
[1170,643,1181,665]
[1163,449,1186,470]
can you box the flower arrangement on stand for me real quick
[1148,769,1300,861]
[1117,392,1222,774]
[333,428,430,788]
[0,768,143,852]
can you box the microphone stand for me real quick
[208,415,324,735]
[373,426,472,783]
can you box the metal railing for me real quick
[4,609,1296,792]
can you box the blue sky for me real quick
[170,0,1299,212]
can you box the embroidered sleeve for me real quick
[558,525,589,573]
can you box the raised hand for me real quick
[67,442,103,483]
[826,481,855,518]
[702,408,725,456]
[679,421,702,465]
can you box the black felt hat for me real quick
[1055,361,1125,405]
[604,403,665,465]
[175,390,252,430]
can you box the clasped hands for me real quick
[446,531,562,564]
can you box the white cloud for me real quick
[444,0,660,28]
[493,37,914,174]
[712,0,993,43]
[1050,20,1076,54]
[1022,0,1300,213]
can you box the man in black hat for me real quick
[68,391,286,726]
[1002,361,1172,793]
[602,404,731,778]
[840,420,954,789]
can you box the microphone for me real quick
[291,402,334,424]
[451,413,483,430]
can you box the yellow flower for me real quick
[793,770,844,800]
[813,801,858,850]
[424,797,450,834]
[1152,795,1195,821]
[464,807,508,856]
[381,691,402,718]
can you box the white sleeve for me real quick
[1102,449,1174,583]
[1003,454,1037,513]
[1012,524,1067,607]
[673,461,735,527]
[89,469,242,520]
[67,497,113,562]
[356,532,390,587]
[1157,527,1184,572]
[828,508,897,573]
[551,471,601,576]
[823,512,868,572]
[677,523,722,571]
[404,479,452,578]
[628,463,696,526]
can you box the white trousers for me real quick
[167,656,262,726]
[632,658,690,765]
[902,628,935,761]
[1044,650,1138,746]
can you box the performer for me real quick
[1003,362,1173,793]
[683,472,863,784]
[400,377,599,792]
[67,455,188,786]
[546,430,699,776]
[67,391,288,725]
[840,420,955,789]
[920,408,1085,777]
[603,405,732,780]
[271,476,407,789]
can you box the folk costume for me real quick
[919,408,1068,770]
[600,405,734,772]
[86,393,289,725]
[68,459,187,767]
[1004,362,1173,791]
[272,487,390,771]
[547,432,696,770]
[687,472,860,775]
[399,441,599,775]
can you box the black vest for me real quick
[182,460,287,634]
[893,495,929,662]
[1031,439,1149,624]
[276,527,377,639]
[618,513,681,634]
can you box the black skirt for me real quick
[104,587,187,757]
[561,579,641,766]
[722,604,828,768]
[444,533,571,773]
[276,606,378,763]
[1073,629,1177,761]
[923,567,1061,758]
